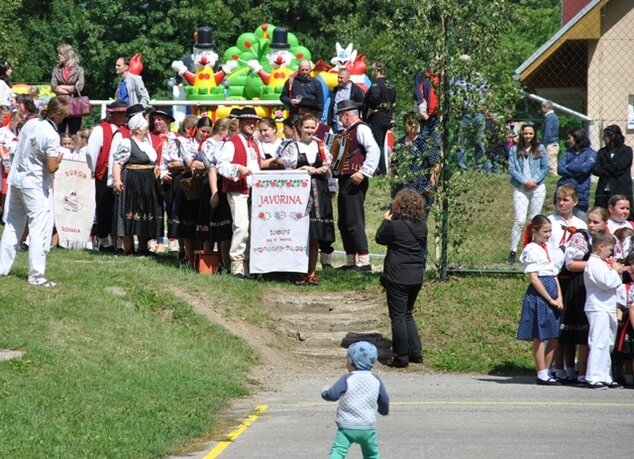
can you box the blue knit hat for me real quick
[347,341,378,371]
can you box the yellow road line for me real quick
[268,400,634,408]
[204,405,269,459]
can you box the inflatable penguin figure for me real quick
[246,27,295,94]
[171,26,237,95]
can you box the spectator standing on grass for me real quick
[390,111,440,222]
[412,67,441,149]
[280,60,324,120]
[0,97,69,287]
[321,341,389,459]
[363,61,396,175]
[541,100,559,176]
[516,214,564,385]
[506,123,549,265]
[376,189,427,368]
[593,125,633,216]
[51,43,84,134]
[328,69,364,135]
[556,127,597,221]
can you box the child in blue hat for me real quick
[321,341,390,458]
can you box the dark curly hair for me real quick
[602,124,625,149]
[391,189,426,222]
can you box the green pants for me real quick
[329,428,380,459]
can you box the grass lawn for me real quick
[0,170,554,455]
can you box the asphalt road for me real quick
[176,371,634,459]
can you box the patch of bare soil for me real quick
[176,287,391,389]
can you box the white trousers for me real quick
[510,183,546,252]
[227,192,250,274]
[0,185,51,284]
[585,310,617,384]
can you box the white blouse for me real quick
[280,139,331,170]
[520,242,563,276]
[114,137,157,165]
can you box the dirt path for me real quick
[178,287,391,388]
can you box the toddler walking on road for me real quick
[321,341,389,458]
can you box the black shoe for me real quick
[17,243,29,252]
[99,245,116,253]
[409,355,424,364]
[536,377,560,386]
[556,376,577,385]
[337,264,356,270]
[607,381,623,389]
[506,251,516,264]
[385,358,409,368]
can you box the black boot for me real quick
[506,251,516,264]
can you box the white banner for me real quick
[53,159,95,249]
[249,170,311,274]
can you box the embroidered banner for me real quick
[249,170,310,273]
[53,158,95,249]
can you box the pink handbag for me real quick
[68,92,91,117]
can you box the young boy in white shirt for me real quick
[583,230,625,389]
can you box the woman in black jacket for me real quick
[593,125,633,217]
[376,189,427,368]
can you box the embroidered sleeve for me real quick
[520,244,543,273]
[113,138,132,165]
[280,141,299,170]
[200,139,218,168]
[564,233,589,266]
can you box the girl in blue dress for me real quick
[517,214,564,385]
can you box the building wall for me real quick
[586,0,634,148]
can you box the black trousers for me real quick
[382,278,423,364]
[367,111,392,175]
[337,175,369,255]
[94,175,114,239]
[57,116,82,135]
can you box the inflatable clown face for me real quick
[267,48,294,68]
[330,42,358,71]
[193,47,219,69]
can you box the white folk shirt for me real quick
[520,242,563,276]
[547,214,587,250]
[85,122,122,175]
[8,117,61,191]
[583,254,622,313]
[354,122,380,178]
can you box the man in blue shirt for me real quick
[541,100,560,176]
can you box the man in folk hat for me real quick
[217,107,265,277]
[280,60,324,119]
[335,99,380,271]
[86,100,129,252]
[115,56,150,107]
[328,69,365,134]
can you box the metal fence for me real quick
[433,0,633,278]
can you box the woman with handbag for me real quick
[51,43,85,134]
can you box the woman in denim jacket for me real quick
[507,124,549,264]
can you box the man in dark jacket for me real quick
[328,69,365,134]
[363,61,396,175]
[280,60,324,119]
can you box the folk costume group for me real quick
[81,98,381,285]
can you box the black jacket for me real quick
[376,218,427,285]
[327,82,365,128]
[593,144,633,211]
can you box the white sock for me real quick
[537,369,550,381]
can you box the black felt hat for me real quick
[334,99,361,115]
[107,100,128,113]
[228,108,242,119]
[126,103,145,117]
[238,107,260,120]
[149,109,175,131]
